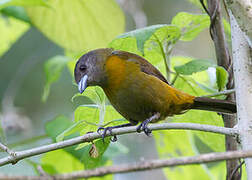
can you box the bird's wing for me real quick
[111,50,169,85]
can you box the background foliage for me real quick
[0,0,243,179]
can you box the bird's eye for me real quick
[79,64,87,71]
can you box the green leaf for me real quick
[144,25,181,55]
[45,115,113,173]
[45,116,74,141]
[74,104,124,136]
[143,25,181,75]
[41,149,84,174]
[109,25,180,77]
[56,120,85,142]
[216,66,228,91]
[154,131,211,179]
[172,12,210,41]
[108,37,142,55]
[81,139,110,169]
[0,16,29,57]
[117,24,170,54]
[173,110,225,152]
[26,0,125,52]
[1,6,31,23]
[0,0,49,9]
[42,55,69,102]
[174,59,215,75]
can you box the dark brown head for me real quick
[74,48,113,93]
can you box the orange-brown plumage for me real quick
[74,48,236,137]
[103,54,194,122]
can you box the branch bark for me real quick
[226,0,252,45]
[0,122,238,166]
[1,150,252,180]
[229,11,252,179]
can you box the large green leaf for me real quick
[0,0,48,9]
[26,0,125,52]
[1,6,30,23]
[117,24,172,54]
[45,115,74,141]
[41,148,113,180]
[42,55,69,102]
[108,37,142,55]
[174,59,215,75]
[0,16,29,57]
[41,149,84,174]
[172,12,210,41]
[154,131,211,179]
[108,25,181,80]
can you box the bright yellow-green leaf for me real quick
[117,24,174,54]
[172,12,210,41]
[108,37,142,55]
[41,149,84,174]
[81,139,110,169]
[154,131,211,179]
[0,16,29,57]
[0,0,48,9]
[26,0,125,52]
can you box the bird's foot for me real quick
[97,127,117,142]
[136,121,152,136]
[136,113,160,136]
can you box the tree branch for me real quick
[0,122,239,166]
[0,142,16,156]
[1,150,252,180]
[226,0,252,45]
[229,10,252,179]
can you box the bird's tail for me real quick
[192,97,237,114]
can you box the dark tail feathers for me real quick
[192,97,237,114]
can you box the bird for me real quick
[74,48,236,140]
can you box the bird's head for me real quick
[74,48,113,94]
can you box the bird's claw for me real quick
[97,127,117,142]
[136,122,152,136]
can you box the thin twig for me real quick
[0,142,16,156]
[0,150,252,180]
[0,122,239,167]
[200,89,235,98]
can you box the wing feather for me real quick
[111,50,169,84]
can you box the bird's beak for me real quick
[78,75,88,94]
